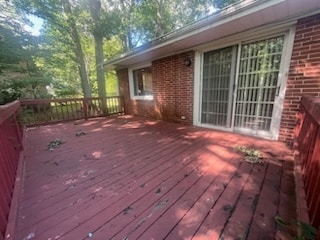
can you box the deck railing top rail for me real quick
[20,97,109,103]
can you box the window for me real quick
[129,65,153,100]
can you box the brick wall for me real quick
[117,51,194,124]
[280,13,320,144]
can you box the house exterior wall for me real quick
[280,13,320,143]
[117,13,320,143]
[117,52,194,125]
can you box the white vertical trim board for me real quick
[231,43,242,130]
[193,51,202,126]
[269,25,296,139]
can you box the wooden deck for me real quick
[15,116,296,240]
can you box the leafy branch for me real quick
[275,216,318,240]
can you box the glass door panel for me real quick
[201,46,235,128]
[234,36,284,131]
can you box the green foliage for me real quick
[106,71,119,96]
[275,216,318,240]
[0,76,52,105]
[32,25,83,97]
[234,145,263,164]
[0,0,49,105]
[113,0,216,49]
[7,0,241,100]
[14,0,93,97]
[0,83,20,104]
[111,0,242,50]
[0,0,38,71]
[0,26,28,71]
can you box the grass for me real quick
[234,145,263,164]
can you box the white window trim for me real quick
[128,63,153,100]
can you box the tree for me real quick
[89,0,105,98]
[0,0,50,104]
[34,28,83,98]
[15,0,92,98]
[8,0,240,103]
[0,0,34,72]
[111,0,224,50]
[63,0,92,98]
[115,0,137,51]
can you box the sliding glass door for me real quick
[200,35,285,137]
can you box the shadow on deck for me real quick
[16,116,296,240]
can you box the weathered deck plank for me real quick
[15,116,296,240]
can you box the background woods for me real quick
[0,0,238,105]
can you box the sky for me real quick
[24,15,43,36]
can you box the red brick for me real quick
[281,13,320,144]
[118,52,194,125]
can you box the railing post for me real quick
[100,97,108,116]
[12,101,22,151]
[120,96,125,114]
[83,99,88,120]
[13,113,23,151]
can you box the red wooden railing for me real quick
[0,96,124,239]
[20,96,125,126]
[296,96,320,239]
[0,101,23,240]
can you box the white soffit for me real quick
[103,0,320,70]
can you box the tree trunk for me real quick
[156,0,166,37]
[94,37,106,99]
[63,0,92,98]
[119,0,135,50]
[89,0,107,114]
[76,46,92,98]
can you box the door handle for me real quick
[275,86,281,97]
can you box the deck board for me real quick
[15,116,296,240]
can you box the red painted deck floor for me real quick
[15,116,296,240]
